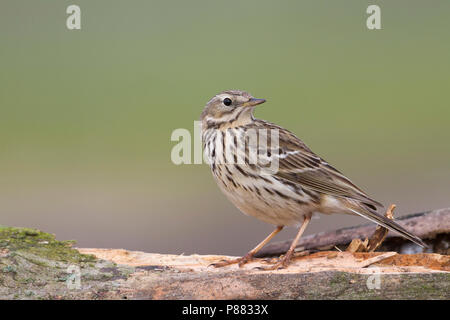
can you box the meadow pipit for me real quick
[201,90,426,270]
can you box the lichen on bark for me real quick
[0,226,133,299]
[0,221,449,300]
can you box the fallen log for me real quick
[0,207,449,300]
[256,207,450,257]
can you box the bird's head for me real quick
[201,90,266,129]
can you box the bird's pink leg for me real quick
[211,226,284,268]
[257,214,311,270]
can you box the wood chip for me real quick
[367,204,396,252]
[327,252,339,259]
[346,204,396,253]
[358,252,398,268]
[346,238,369,253]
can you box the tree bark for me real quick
[256,208,450,257]
[0,207,449,300]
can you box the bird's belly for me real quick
[213,165,316,226]
[229,195,312,226]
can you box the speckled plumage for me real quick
[201,90,426,269]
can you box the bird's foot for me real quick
[261,257,279,264]
[254,253,291,270]
[254,251,309,270]
[209,253,254,268]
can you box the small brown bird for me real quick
[201,90,426,270]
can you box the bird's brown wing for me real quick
[271,128,383,209]
[248,121,430,247]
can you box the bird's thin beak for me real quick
[243,98,266,107]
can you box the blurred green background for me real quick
[1,0,449,255]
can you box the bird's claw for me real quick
[253,253,296,270]
[209,256,253,268]
[208,259,227,267]
[253,261,288,271]
[260,257,278,264]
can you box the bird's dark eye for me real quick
[223,98,232,106]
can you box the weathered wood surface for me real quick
[0,208,449,300]
[77,249,449,300]
[256,208,450,257]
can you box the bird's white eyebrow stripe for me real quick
[215,94,231,101]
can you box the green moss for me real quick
[0,226,96,264]
[0,225,134,299]
[329,272,349,286]
[1,265,16,273]
[396,273,450,299]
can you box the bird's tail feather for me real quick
[348,207,427,248]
